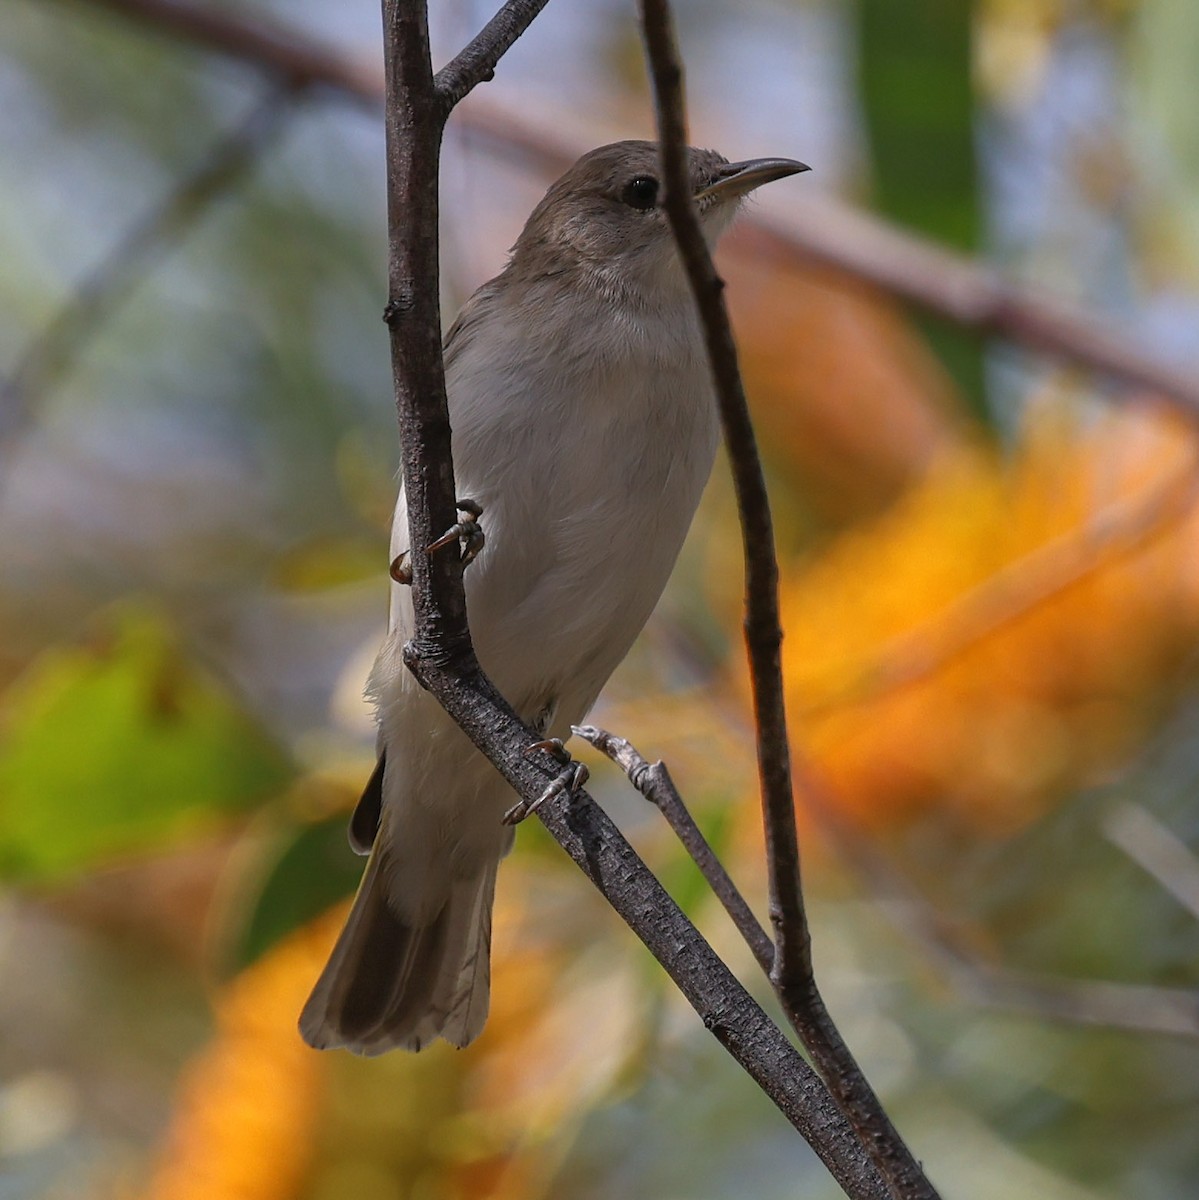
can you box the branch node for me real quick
[401,632,475,677]
[382,290,416,325]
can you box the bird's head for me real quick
[507,139,808,298]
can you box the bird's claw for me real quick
[427,498,484,568]
[503,738,589,825]
[389,551,412,585]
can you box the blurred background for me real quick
[2,0,1198,1196]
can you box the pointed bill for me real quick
[695,157,810,203]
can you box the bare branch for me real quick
[638,0,805,991]
[573,724,775,974]
[85,0,382,105]
[638,5,938,1198]
[955,967,1199,1037]
[0,87,293,457]
[1104,802,1199,923]
[802,773,1199,1039]
[434,0,553,110]
[738,205,1199,419]
[378,0,471,644]
[74,0,1199,420]
[403,657,889,1197]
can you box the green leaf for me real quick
[0,609,292,883]
[219,812,363,977]
[858,0,989,420]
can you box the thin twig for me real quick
[573,724,775,973]
[1103,802,1199,923]
[0,86,294,453]
[373,3,887,1195]
[580,718,1199,1044]
[801,769,1199,1039]
[73,0,1199,418]
[433,0,553,110]
[637,6,936,1199]
[638,0,805,1001]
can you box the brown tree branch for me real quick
[401,655,890,1198]
[638,0,804,988]
[83,0,383,105]
[638,4,937,1198]
[576,718,1199,1045]
[573,723,776,974]
[433,0,554,110]
[71,0,1199,420]
[379,0,469,644]
[0,86,294,455]
[373,2,888,1195]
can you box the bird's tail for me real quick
[299,845,497,1055]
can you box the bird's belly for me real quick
[461,391,716,722]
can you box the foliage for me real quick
[0,1,1197,1198]
[0,608,291,883]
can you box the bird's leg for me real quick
[427,498,485,569]
[503,738,589,825]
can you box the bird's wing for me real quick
[442,277,504,376]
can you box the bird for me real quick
[299,140,807,1055]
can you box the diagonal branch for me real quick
[73,0,1199,420]
[578,718,1199,1045]
[1104,802,1199,924]
[798,455,1199,721]
[574,723,775,973]
[85,0,383,105]
[637,4,938,1198]
[0,86,294,457]
[401,657,890,1199]
[434,0,554,110]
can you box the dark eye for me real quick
[621,175,659,211]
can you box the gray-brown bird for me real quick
[300,140,807,1055]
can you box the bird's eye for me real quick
[621,176,659,211]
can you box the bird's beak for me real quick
[695,157,810,203]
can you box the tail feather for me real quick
[299,850,497,1055]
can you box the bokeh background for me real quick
[2,0,1199,1197]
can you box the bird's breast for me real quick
[444,291,719,710]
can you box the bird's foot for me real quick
[427,498,484,568]
[389,550,412,585]
[503,738,589,825]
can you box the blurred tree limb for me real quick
[0,85,295,457]
[806,767,1199,1040]
[799,453,1199,721]
[75,0,1199,421]
[1104,802,1199,924]
[373,1,889,1197]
